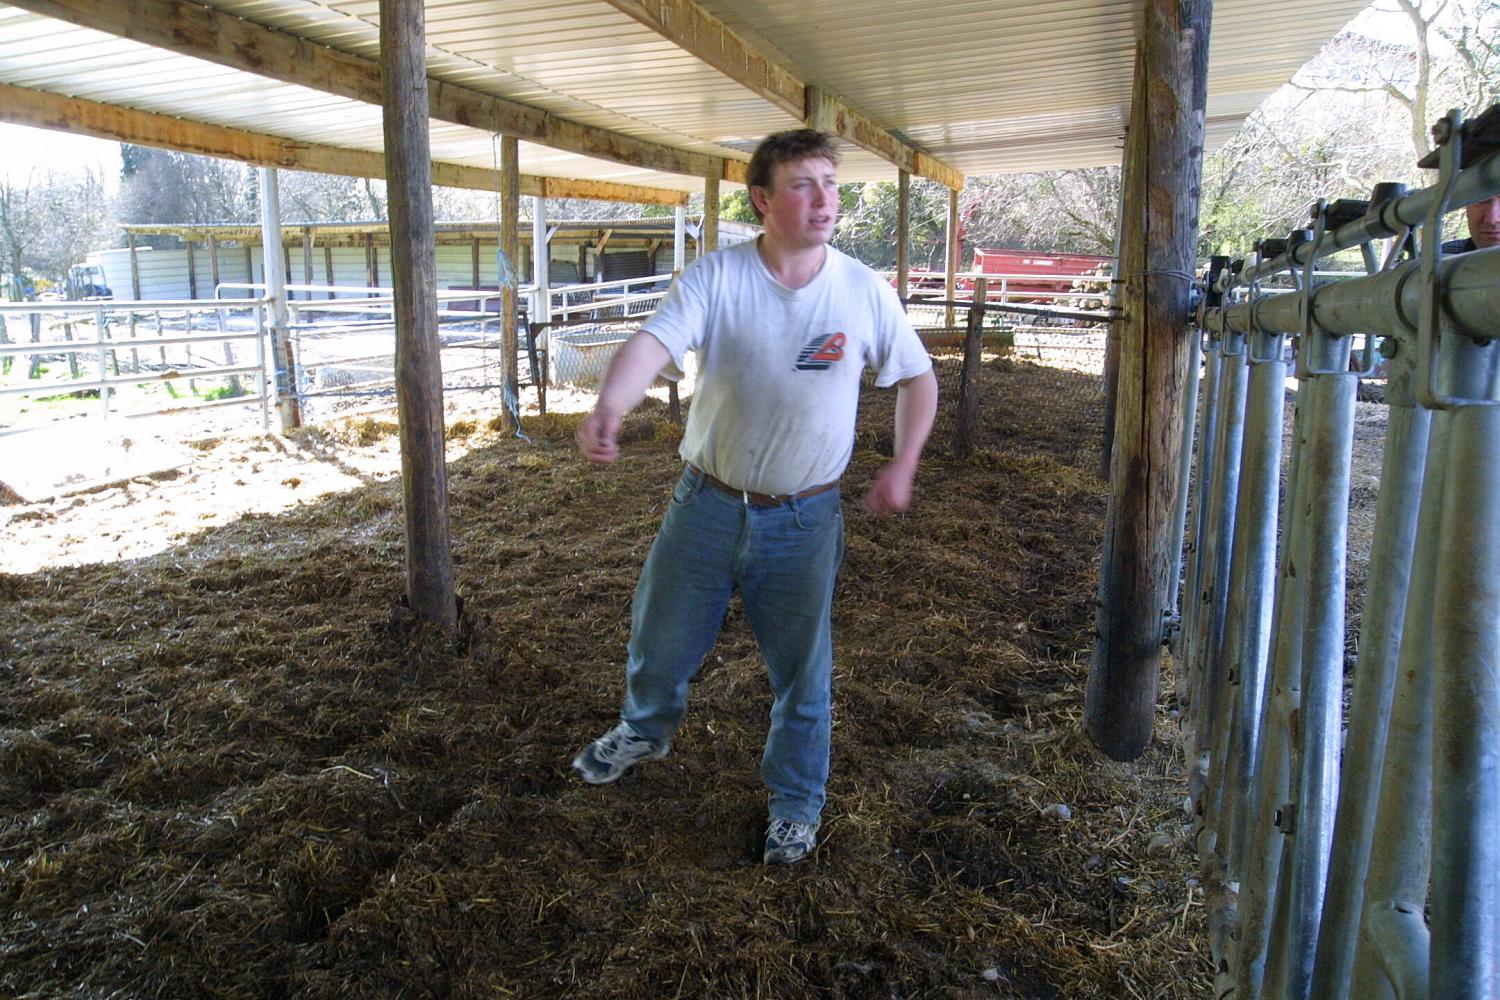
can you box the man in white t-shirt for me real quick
[571,129,939,864]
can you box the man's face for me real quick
[1467,194,1500,250]
[751,156,839,250]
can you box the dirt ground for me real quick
[1,356,1212,998]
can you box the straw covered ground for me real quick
[2,356,1209,998]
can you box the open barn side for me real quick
[1,357,1211,998]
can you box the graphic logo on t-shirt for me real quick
[795,332,847,371]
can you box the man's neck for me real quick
[756,236,827,291]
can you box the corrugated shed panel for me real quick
[2,0,1372,186]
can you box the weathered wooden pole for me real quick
[186,238,198,299]
[1085,0,1212,760]
[673,205,686,272]
[499,134,520,432]
[379,0,456,630]
[897,169,910,303]
[301,226,314,299]
[953,277,988,457]
[703,165,721,254]
[944,187,960,328]
[127,231,141,300]
[257,167,301,432]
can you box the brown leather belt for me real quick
[689,465,839,507]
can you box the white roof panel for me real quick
[0,0,1372,191]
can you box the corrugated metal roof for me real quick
[0,0,1371,192]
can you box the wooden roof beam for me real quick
[12,0,746,184]
[600,0,963,190]
[0,84,691,207]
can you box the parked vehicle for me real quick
[65,263,112,301]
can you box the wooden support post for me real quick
[127,232,141,300]
[380,0,456,631]
[258,167,301,432]
[1100,175,1130,478]
[302,226,314,299]
[953,277,988,457]
[703,167,720,254]
[244,245,253,285]
[897,169,910,305]
[324,245,334,298]
[365,236,378,295]
[207,236,242,394]
[471,238,480,296]
[500,134,520,431]
[945,187,960,329]
[186,239,198,299]
[1085,0,1213,761]
[532,195,550,326]
[673,205,686,272]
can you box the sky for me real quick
[0,123,122,189]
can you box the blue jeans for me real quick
[621,466,844,825]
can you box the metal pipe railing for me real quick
[1181,106,1500,999]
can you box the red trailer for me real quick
[899,248,1113,302]
[971,248,1113,298]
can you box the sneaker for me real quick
[571,721,669,784]
[763,817,820,864]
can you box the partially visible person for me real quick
[1443,193,1500,253]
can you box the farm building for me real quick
[2,1,1498,998]
[89,218,760,302]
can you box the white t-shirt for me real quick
[642,239,932,496]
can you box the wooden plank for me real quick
[380,0,456,631]
[0,83,689,207]
[12,0,741,182]
[1085,0,1213,762]
[602,0,961,188]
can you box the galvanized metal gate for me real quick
[1177,106,1500,999]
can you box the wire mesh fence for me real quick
[917,299,1108,470]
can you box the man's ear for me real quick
[749,185,771,217]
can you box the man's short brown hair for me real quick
[745,129,839,221]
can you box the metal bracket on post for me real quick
[1220,252,1252,358]
[1414,109,1499,410]
[1295,202,1377,378]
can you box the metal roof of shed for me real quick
[0,0,1370,194]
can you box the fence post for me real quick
[952,278,988,458]
[1320,347,1434,995]
[257,168,301,432]
[1200,325,1288,980]
[380,0,456,632]
[1263,326,1357,1000]
[1084,0,1212,760]
[1235,388,1312,997]
[1429,344,1500,1000]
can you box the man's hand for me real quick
[576,407,623,463]
[861,458,918,515]
[573,332,674,464]
[862,368,937,515]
